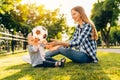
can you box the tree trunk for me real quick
[101,27,111,48]
[105,33,110,48]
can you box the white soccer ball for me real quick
[32,26,48,41]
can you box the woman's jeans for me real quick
[45,47,93,63]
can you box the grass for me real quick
[0,51,120,80]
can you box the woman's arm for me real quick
[47,39,70,47]
[57,41,70,47]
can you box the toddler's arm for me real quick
[28,45,39,53]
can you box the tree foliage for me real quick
[0,0,21,14]
[110,26,120,45]
[91,0,120,47]
[0,1,68,39]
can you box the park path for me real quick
[97,48,120,54]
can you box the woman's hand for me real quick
[48,39,69,47]
[47,39,61,46]
[45,38,69,50]
[45,39,61,50]
[45,44,62,51]
[45,44,53,49]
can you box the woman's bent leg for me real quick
[45,47,93,63]
[45,49,60,57]
[58,47,93,63]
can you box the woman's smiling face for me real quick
[71,9,81,23]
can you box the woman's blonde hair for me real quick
[71,6,98,40]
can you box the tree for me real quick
[0,0,21,14]
[91,0,120,47]
[0,1,68,39]
[110,26,120,45]
[16,4,68,40]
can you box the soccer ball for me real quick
[32,26,48,41]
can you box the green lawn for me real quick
[0,51,120,80]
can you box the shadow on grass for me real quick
[1,60,112,80]
[64,62,111,80]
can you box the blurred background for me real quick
[0,0,120,54]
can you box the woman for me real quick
[45,6,98,63]
[27,31,66,68]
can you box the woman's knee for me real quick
[58,47,64,51]
[45,51,51,57]
[45,49,60,57]
[58,47,70,52]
